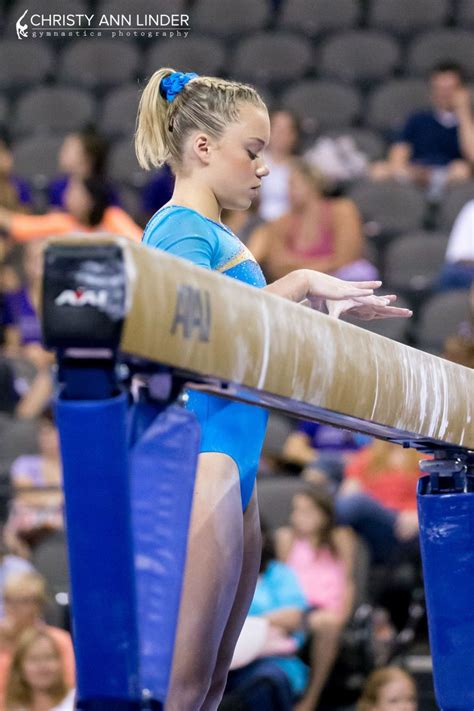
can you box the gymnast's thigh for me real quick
[169,452,245,687]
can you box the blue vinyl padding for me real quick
[418,476,474,711]
[130,403,199,700]
[55,392,141,701]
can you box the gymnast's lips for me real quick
[250,184,261,191]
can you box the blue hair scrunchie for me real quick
[160,71,199,102]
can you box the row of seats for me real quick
[4,0,474,39]
[2,28,474,94]
[0,78,442,139]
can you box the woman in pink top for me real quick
[276,485,356,711]
[248,158,378,284]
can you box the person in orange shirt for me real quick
[0,176,142,243]
[0,572,74,707]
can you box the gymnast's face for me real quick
[201,103,271,210]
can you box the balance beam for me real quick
[42,234,473,453]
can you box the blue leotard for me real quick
[143,204,268,510]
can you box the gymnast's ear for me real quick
[190,133,214,166]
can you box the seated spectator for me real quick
[0,572,75,707]
[0,176,142,243]
[5,410,63,553]
[48,129,119,211]
[370,62,472,199]
[2,240,54,420]
[258,109,300,221]
[225,527,308,710]
[5,627,75,711]
[435,199,474,291]
[0,535,34,618]
[248,158,378,283]
[0,133,32,212]
[357,666,417,711]
[336,440,422,563]
[276,485,356,711]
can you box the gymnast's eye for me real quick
[247,150,258,160]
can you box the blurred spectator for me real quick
[435,199,474,291]
[248,158,378,282]
[48,129,119,210]
[0,176,142,243]
[357,666,417,711]
[442,284,474,367]
[258,109,300,221]
[0,572,75,706]
[5,410,63,554]
[371,62,473,199]
[0,133,32,212]
[335,441,422,563]
[276,485,355,711]
[5,627,74,711]
[141,164,175,221]
[225,526,308,710]
[0,535,34,619]
[1,240,54,420]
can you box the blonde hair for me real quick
[135,68,266,171]
[357,667,416,711]
[6,627,68,710]
[4,572,48,606]
[290,156,328,195]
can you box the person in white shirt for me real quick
[258,109,300,221]
[436,199,474,290]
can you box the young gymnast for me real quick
[135,68,411,710]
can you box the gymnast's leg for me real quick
[165,452,244,711]
[201,486,262,710]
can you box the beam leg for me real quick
[418,454,474,711]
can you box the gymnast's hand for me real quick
[327,293,413,320]
[265,269,382,304]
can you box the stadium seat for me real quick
[368,0,449,36]
[0,96,8,128]
[108,138,148,188]
[319,30,400,84]
[231,31,313,85]
[12,87,95,136]
[437,182,474,231]
[58,40,140,90]
[417,289,471,353]
[12,135,64,187]
[100,84,140,138]
[324,127,386,161]
[367,79,430,134]
[96,0,187,26]
[281,80,361,134]
[146,36,226,78]
[194,0,270,36]
[258,476,307,530]
[407,30,474,78]
[384,231,449,292]
[0,414,39,472]
[277,0,360,36]
[0,42,54,93]
[454,0,474,28]
[349,181,426,237]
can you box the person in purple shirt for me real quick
[0,133,32,210]
[370,62,473,197]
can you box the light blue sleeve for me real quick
[143,209,219,270]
